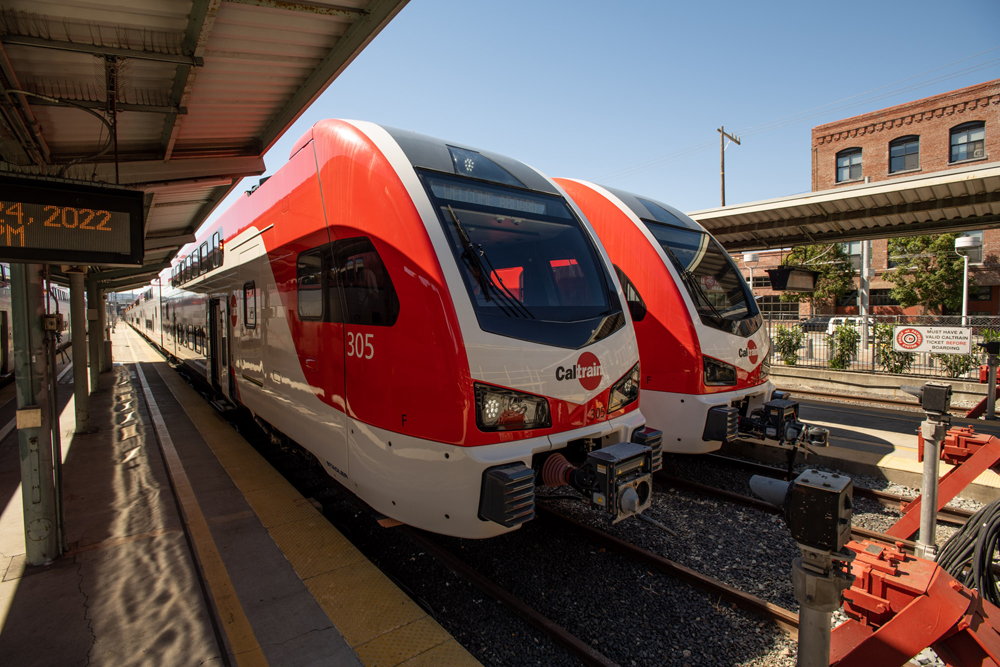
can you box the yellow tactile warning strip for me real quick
[127,342,269,667]
[124,329,481,667]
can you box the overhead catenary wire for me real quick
[595,48,1000,184]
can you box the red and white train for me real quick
[126,120,660,539]
[554,180,826,455]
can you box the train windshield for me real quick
[643,220,760,333]
[421,172,624,349]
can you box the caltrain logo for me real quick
[896,328,923,350]
[739,340,758,364]
[556,352,603,391]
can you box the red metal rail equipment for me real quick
[885,426,1000,540]
[831,540,1000,666]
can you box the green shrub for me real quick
[872,323,915,375]
[932,352,978,378]
[772,325,805,366]
[828,322,860,370]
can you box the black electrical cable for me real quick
[938,497,1000,606]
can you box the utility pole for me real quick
[718,126,741,207]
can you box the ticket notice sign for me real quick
[893,326,972,355]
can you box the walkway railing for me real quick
[765,313,1000,380]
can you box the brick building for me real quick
[734,79,1000,320]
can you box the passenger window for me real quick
[199,242,209,274]
[331,238,399,326]
[244,281,257,329]
[192,251,200,277]
[212,232,222,269]
[297,249,325,320]
[614,265,646,322]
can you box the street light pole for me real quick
[955,236,982,328]
[962,252,969,328]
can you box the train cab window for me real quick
[297,249,325,320]
[421,171,621,349]
[331,237,399,326]
[613,265,646,322]
[243,281,257,329]
[199,242,209,275]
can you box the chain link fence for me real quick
[765,313,1000,379]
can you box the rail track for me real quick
[406,502,802,667]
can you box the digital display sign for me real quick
[0,175,144,266]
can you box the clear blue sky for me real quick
[207,0,1000,226]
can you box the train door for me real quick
[209,299,222,391]
[208,298,231,398]
[238,243,264,391]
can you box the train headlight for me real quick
[608,362,640,413]
[704,357,737,386]
[475,383,551,432]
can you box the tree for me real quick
[778,244,855,309]
[883,233,967,313]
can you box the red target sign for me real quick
[747,339,758,364]
[896,328,923,350]
[230,293,238,328]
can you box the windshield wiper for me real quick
[681,270,726,323]
[447,206,534,319]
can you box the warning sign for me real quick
[892,326,971,355]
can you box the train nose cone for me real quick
[619,486,640,514]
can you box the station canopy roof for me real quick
[0,0,408,291]
[688,161,1000,252]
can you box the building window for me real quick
[889,136,919,173]
[951,122,985,163]
[757,295,798,319]
[870,289,900,307]
[970,285,992,302]
[844,241,864,270]
[836,148,862,183]
[751,275,771,289]
[836,290,859,308]
[959,230,984,264]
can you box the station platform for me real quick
[725,395,1000,502]
[0,328,479,666]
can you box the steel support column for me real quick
[87,279,100,393]
[70,272,89,430]
[11,263,58,564]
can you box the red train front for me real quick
[130,120,660,538]
[555,179,827,456]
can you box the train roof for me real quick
[379,125,559,196]
[597,184,706,233]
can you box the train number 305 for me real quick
[347,331,374,359]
